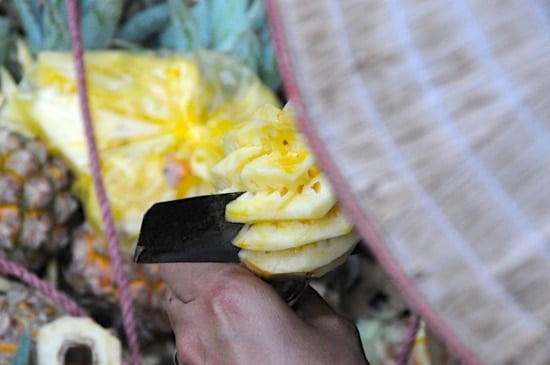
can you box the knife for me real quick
[134,192,245,264]
[135,191,365,265]
[134,191,309,305]
[134,192,366,306]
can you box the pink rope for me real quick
[65,1,141,364]
[0,256,86,316]
[397,314,421,365]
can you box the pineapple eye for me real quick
[311,181,321,193]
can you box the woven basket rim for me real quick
[267,1,550,364]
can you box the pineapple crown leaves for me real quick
[12,0,124,52]
[10,326,31,365]
[115,3,171,45]
[0,16,10,90]
[8,0,280,91]
[0,17,10,78]
[120,0,281,90]
[9,0,281,90]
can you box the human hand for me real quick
[160,263,369,365]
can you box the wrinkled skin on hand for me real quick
[160,263,369,365]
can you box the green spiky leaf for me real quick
[230,30,261,72]
[246,0,266,32]
[210,0,250,50]
[42,0,70,50]
[12,0,42,53]
[11,326,31,365]
[259,28,280,90]
[0,17,10,67]
[116,3,170,43]
[80,0,124,49]
[167,0,200,51]
[192,0,211,47]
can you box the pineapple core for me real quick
[212,104,358,278]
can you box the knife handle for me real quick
[268,279,308,307]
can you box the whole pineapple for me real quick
[0,125,81,271]
[62,223,170,342]
[0,276,68,365]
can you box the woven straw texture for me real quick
[267,0,550,364]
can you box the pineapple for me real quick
[2,49,278,248]
[0,3,437,364]
[211,104,359,278]
[1,1,280,350]
[0,276,68,365]
[5,0,280,91]
[0,125,81,271]
[36,316,122,365]
[62,223,170,341]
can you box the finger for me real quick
[158,263,207,303]
[164,287,192,329]
[165,287,208,365]
[159,262,244,303]
[293,286,340,327]
[174,331,206,365]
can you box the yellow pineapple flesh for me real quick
[211,104,358,278]
[2,49,279,250]
[1,49,279,347]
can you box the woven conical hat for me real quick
[266,1,550,364]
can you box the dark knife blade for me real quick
[134,192,245,264]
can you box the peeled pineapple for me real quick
[212,104,358,278]
[1,49,277,345]
[2,50,277,249]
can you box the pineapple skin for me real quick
[0,276,68,365]
[62,223,170,343]
[0,126,82,271]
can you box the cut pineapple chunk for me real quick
[211,146,265,191]
[233,206,353,251]
[210,104,358,278]
[239,151,316,191]
[238,231,359,278]
[225,175,336,222]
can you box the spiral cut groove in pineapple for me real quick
[212,105,358,277]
